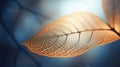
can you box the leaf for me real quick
[23,12,120,57]
[103,0,120,34]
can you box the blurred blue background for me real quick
[0,0,120,67]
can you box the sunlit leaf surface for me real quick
[103,0,120,34]
[23,12,120,57]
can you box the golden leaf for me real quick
[103,0,120,34]
[23,12,120,57]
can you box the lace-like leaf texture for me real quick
[23,0,120,57]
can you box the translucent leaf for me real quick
[23,12,120,57]
[103,0,120,34]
